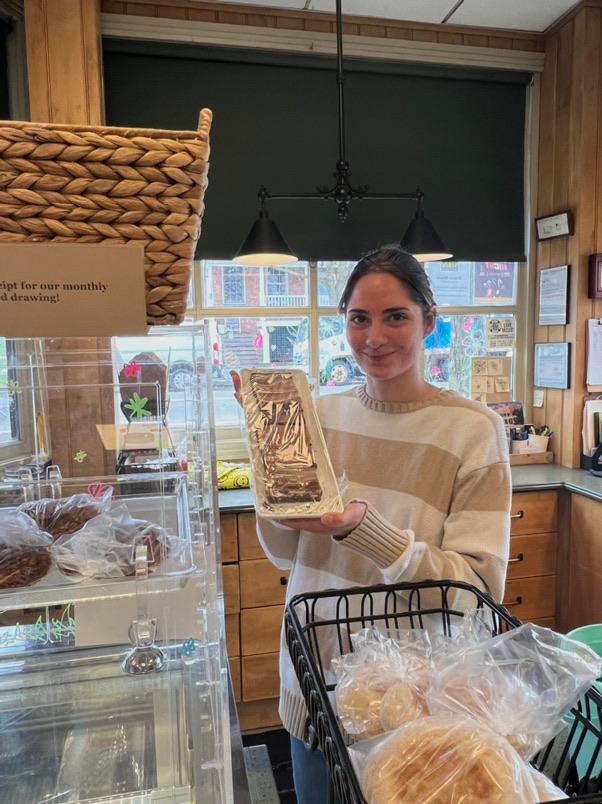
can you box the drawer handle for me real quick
[280,576,288,586]
[505,596,523,608]
[508,553,524,565]
[510,510,524,520]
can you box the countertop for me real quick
[218,464,602,513]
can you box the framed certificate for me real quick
[534,342,570,389]
[538,265,569,326]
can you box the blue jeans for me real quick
[290,735,330,804]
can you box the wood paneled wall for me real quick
[100,0,544,53]
[24,0,104,124]
[22,1,110,478]
[534,1,602,467]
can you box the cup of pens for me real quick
[509,425,552,453]
[527,425,552,452]
[527,434,549,452]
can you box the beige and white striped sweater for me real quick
[256,385,511,740]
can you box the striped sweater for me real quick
[256,385,511,740]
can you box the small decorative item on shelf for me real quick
[0,110,212,325]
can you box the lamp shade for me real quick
[401,209,453,263]
[233,210,297,266]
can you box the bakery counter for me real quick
[219,465,602,514]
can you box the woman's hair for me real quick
[338,245,436,316]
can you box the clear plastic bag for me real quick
[239,368,343,518]
[0,509,53,589]
[350,715,542,804]
[19,489,113,541]
[333,628,433,739]
[428,622,602,759]
[52,504,176,580]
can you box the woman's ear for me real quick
[423,307,437,339]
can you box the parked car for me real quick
[293,317,361,386]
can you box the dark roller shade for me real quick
[103,39,527,262]
[0,18,11,120]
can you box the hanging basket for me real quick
[0,109,212,326]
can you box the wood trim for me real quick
[101,0,545,50]
[101,13,545,72]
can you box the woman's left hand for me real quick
[280,501,367,537]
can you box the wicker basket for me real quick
[0,110,212,326]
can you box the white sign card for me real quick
[0,243,147,337]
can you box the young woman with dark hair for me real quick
[232,245,511,803]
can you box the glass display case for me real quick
[0,326,233,803]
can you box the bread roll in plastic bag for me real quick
[350,714,541,804]
[0,509,53,589]
[428,622,602,759]
[53,504,176,579]
[333,628,433,738]
[19,489,113,540]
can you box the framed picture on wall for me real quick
[538,265,569,326]
[535,211,573,241]
[534,342,570,389]
[589,254,602,299]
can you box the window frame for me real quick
[186,259,527,459]
[0,338,38,465]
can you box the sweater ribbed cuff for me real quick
[335,504,414,571]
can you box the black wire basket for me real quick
[285,579,602,804]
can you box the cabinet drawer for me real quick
[238,512,264,561]
[242,652,280,701]
[220,514,238,563]
[507,532,556,580]
[240,559,288,608]
[225,613,240,658]
[503,575,556,620]
[241,605,283,656]
[510,491,557,535]
[229,657,241,703]
[222,564,240,614]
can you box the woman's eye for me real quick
[349,314,368,325]
[388,312,407,322]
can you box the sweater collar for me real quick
[356,384,450,414]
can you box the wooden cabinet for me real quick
[220,488,563,731]
[567,494,602,630]
[505,491,558,627]
[220,511,284,731]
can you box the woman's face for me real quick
[345,272,435,384]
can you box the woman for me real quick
[232,245,511,804]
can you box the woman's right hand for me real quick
[230,370,242,406]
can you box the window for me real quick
[266,266,288,299]
[187,259,523,456]
[0,338,35,462]
[0,338,19,447]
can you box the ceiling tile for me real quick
[448,0,580,32]
[308,0,454,24]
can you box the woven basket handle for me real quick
[198,108,213,142]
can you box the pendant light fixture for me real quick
[233,0,452,265]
